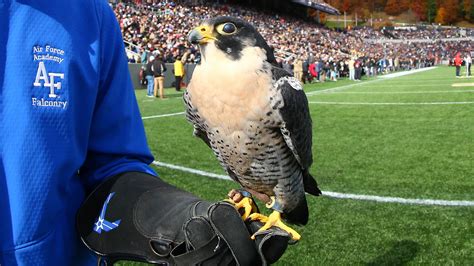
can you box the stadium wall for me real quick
[128,63,196,90]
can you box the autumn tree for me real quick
[463,0,474,21]
[471,1,474,21]
[319,11,328,23]
[427,0,437,23]
[399,0,411,13]
[411,0,428,21]
[438,0,460,24]
[384,0,401,15]
[365,0,376,12]
[435,6,447,24]
[341,0,352,13]
[326,0,341,11]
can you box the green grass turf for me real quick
[121,66,473,265]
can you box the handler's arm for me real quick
[79,0,156,189]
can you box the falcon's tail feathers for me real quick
[283,196,309,225]
[303,170,322,196]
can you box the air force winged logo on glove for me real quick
[93,192,121,234]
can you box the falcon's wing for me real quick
[272,68,313,169]
[183,91,211,148]
[272,67,321,196]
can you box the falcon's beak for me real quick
[188,25,217,45]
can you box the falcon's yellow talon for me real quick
[249,211,301,241]
[225,197,254,220]
[248,213,268,222]
[224,198,235,204]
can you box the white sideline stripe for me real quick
[309,101,474,105]
[341,84,454,88]
[306,79,384,95]
[380,66,437,79]
[142,112,185,120]
[323,191,474,206]
[306,67,438,96]
[452,83,474,87]
[152,161,474,207]
[314,90,474,94]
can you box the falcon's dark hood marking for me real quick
[188,16,277,64]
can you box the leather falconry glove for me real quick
[76,172,291,265]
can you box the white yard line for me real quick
[452,83,474,87]
[305,79,385,95]
[142,112,185,120]
[152,161,474,207]
[309,101,474,105]
[358,84,455,88]
[322,191,474,207]
[306,67,438,96]
[313,90,474,94]
[379,67,437,78]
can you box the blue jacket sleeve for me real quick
[80,0,156,188]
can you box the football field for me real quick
[126,66,473,265]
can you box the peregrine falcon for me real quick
[184,16,321,241]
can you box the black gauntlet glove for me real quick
[76,172,290,265]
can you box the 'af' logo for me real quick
[33,61,64,98]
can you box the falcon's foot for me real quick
[225,189,257,221]
[248,212,301,242]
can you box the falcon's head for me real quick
[188,16,277,65]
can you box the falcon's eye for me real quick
[217,23,237,35]
[222,23,236,33]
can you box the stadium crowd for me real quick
[113,0,473,82]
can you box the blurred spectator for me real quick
[348,57,355,81]
[152,52,167,98]
[464,53,472,77]
[174,51,189,91]
[309,62,317,82]
[293,58,303,83]
[454,52,462,77]
[145,55,155,97]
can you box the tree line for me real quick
[326,0,474,25]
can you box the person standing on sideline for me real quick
[394,56,400,72]
[309,61,317,83]
[302,57,310,84]
[454,52,462,77]
[282,59,292,74]
[354,58,361,81]
[348,57,355,81]
[293,58,303,83]
[152,52,167,98]
[464,52,472,77]
[173,52,189,91]
[315,58,323,82]
[145,56,155,97]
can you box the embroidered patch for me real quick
[31,44,68,109]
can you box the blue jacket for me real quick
[0,0,156,264]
